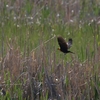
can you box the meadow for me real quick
[0,0,100,100]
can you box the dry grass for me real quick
[0,36,100,100]
[0,0,100,100]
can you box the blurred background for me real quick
[0,0,100,100]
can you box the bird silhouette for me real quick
[57,36,74,54]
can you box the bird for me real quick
[57,36,74,54]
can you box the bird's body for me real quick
[57,36,74,54]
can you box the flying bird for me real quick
[57,36,74,54]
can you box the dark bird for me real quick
[57,36,74,54]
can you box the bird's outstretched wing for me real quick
[67,38,72,49]
[57,36,68,50]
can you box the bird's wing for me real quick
[57,36,68,50]
[67,38,73,49]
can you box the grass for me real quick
[0,0,100,100]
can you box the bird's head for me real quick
[57,48,61,51]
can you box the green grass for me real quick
[0,0,100,100]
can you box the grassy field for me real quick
[0,0,100,100]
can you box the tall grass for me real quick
[0,0,100,100]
